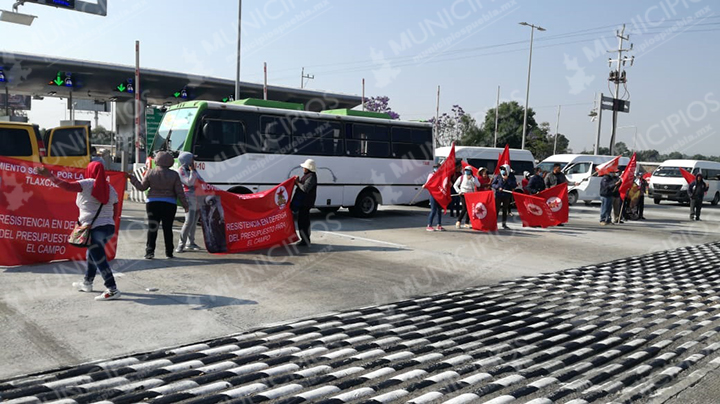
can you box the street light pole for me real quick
[519,22,545,150]
[234,0,242,100]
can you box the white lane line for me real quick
[319,231,408,249]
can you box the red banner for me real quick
[595,155,621,176]
[513,192,558,228]
[197,178,299,253]
[465,191,497,232]
[679,167,696,184]
[0,157,125,267]
[619,152,637,200]
[536,183,569,225]
[425,143,455,211]
[494,144,510,175]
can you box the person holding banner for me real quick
[424,164,444,231]
[599,173,619,225]
[454,166,481,229]
[37,162,121,301]
[527,167,546,195]
[492,164,517,230]
[477,167,492,191]
[688,173,709,221]
[293,159,317,246]
[176,152,203,253]
[128,151,188,259]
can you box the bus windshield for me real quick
[153,108,198,152]
[653,166,693,178]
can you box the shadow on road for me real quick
[119,291,257,309]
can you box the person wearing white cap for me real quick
[293,159,317,246]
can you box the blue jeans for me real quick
[428,197,442,226]
[86,225,117,290]
[600,196,613,223]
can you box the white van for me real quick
[435,146,536,175]
[648,160,720,205]
[538,154,630,205]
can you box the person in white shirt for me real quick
[453,167,481,228]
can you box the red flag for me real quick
[642,172,652,181]
[425,143,456,210]
[619,152,637,200]
[595,155,621,176]
[196,178,299,253]
[494,144,510,175]
[679,167,696,184]
[513,192,558,228]
[464,191,497,232]
[536,183,569,225]
[0,157,126,266]
[460,160,479,177]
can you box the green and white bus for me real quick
[151,99,434,217]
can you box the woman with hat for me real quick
[293,159,317,246]
[128,151,188,259]
[453,165,481,228]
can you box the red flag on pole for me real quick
[595,155,621,176]
[425,143,456,210]
[460,160,479,177]
[679,167,696,184]
[465,191,497,232]
[536,183,569,225]
[513,192,558,228]
[619,152,637,200]
[494,144,510,175]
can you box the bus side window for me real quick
[195,119,245,161]
[260,116,291,153]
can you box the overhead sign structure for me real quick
[48,71,73,88]
[173,87,189,99]
[21,0,106,16]
[115,78,134,94]
[70,99,108,112]
[600,95,630,113]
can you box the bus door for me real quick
[44,125,90,168]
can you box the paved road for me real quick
[1,242,720,403]
[0,199,719,393]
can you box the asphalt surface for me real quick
[1,199,719,403]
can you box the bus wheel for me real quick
[228,187,252,194]
[350,190,379,218]
[568,190,578,206]
[318,207,340,214]
[654,198,661,205]
[712,192,720,206]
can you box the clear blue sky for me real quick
[5,0,720,156]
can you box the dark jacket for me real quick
[294,171,317,208]
[600,175,619,198]
[689,179,708,200]
[545,171,568,188]
[492,174,517,200]
[527,174,546,194]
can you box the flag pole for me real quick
[409,187,425,205]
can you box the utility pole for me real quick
[235,0,242,100]
[594,92,603,155]
[494,85,500,148]
[553,104,561,154]
[607,24,633,155]
[300,67,314,89]
[361,78,365,111]
[435,85,440,147]
[263,62,267,100]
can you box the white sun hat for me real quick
[300,159,316,172]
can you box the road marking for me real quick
[319,231,408,249]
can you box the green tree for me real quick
[478,101,537,149]
[91,125,113,144]
[459,114,491,146]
